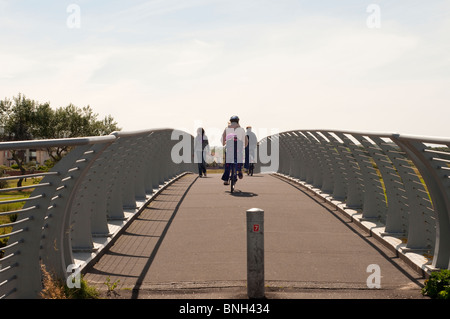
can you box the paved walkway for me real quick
[83,173,426,299]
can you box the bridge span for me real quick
[83,172,425,299]
[1,128,449,299]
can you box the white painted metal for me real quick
[0,129,195,298]
[261,130,450,274]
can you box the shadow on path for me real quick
[131,176,198,299]
[271,174,425,289]
[228,190,258,197]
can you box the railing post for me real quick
[39,144,94,282]
[393,136,450,269]
[246,208,265,299]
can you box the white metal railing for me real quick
[0,128,195,299]
[2,127,449,298]
[258,130,450,276]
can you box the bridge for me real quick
[1,128,449,299]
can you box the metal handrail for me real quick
[0,183,51,193]
[261,129,450,276]
[0,128,195,299]
[0,194,44,205]
[396,133,450,144]
[0,206,37,217]
[0,217,31,229]
[0,135,116,151]
[0,172,59,181]
[110,127,172,137]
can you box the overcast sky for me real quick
[1,1,449,145]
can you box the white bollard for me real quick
[246,208,265,299]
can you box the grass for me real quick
[0,195,27,253]
[0,177,39,212]
[0,178,38,254]
[0,195,29,211]
[0,192,31,224]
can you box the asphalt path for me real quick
[83,172,426,299]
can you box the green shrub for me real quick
[0,236,8,258]
[37,165,49,172]
[65,276,100,299]
[422,269,450,299]
[44,159,56,169]
[40,264,99,299]
[0,168,8,189]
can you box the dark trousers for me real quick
[198,162,206,176]
[221,163,243,181]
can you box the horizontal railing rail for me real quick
[0,135,117,151]
[0,128,195,299]
[258,130,450,275]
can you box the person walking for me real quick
[244,126,257,174]
[194,127,209,178]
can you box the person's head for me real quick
[230,115,239,124]
[246,126,252,131]
[197,127,204,135]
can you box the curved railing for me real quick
[2,127,449,298]
[258,130,450,275]
[0,128,195,298]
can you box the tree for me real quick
[0,93,121,185]
[0,94,37,185]
[40,104,121,162]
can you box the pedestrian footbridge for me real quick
[1,129,449,299]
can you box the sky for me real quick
[1,0,449,146]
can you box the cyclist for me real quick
[221,115,248,185]
[244,126,257,174]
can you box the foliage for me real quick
[0,93,121,184]
[104,276,121,296]
[0,234,8,258]
[421,269,450,299]
[0,93,121,143]
[64,276,100,299]
[0,167,7,189]
[39,264,99,299]
[39,264,67,299]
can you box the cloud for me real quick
[115,0,221,19]
[1,1,449,140]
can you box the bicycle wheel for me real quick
[230,165,236,193]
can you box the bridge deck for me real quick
[83,173,426,299]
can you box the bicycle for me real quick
[229,136,238,193]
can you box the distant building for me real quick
[0,149,51,167]
[0,126,51,167]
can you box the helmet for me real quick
[230,115,239,122]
